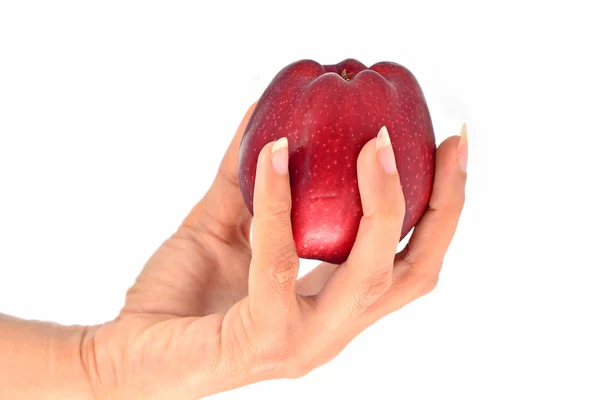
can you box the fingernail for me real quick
[376,126,397,174]
[271,137,289,175]
[457,123,468,172]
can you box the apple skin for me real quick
[239,59,435,264]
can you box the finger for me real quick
[319,126,469,333]
[248,138,300,321]
[316,126,405,324]
[181,102,257,241]
[394,124,468,282]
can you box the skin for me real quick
[0,103,467,399]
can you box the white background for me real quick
[1,1,599,399]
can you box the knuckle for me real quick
[269,246,299,275]
[262,198,292,220]
[367,266,394,294]
[254,247,299,294]
[355,267,393,310]
[268,266,297,295]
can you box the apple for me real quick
[239,59,435,264]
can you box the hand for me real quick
[80,104,467,399]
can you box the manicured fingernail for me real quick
[375,126,397,174]
[271,137,289,175]
[457,123,468,172]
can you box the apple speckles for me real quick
[239,59,435,263]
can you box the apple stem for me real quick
[341,69,350,81]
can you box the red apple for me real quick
[239,59,435,264]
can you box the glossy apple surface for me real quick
[239,59,435,264]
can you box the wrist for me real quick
[0,315,96,399]
[49,323,97,400]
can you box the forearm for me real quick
[0,314,94,399]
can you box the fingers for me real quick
[234,126,467,384]
[315,125,468,332]
[182,102,256,241]
[316,126,405,323]
[248,138,300,321]
[395,125,468,280]
[344,125,469,325]
[347,126,406,269]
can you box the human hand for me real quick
[80,104,467,399]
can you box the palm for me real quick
[121,225,251,317]
[118,102,331,319]
[120,105,257,318]
[84,104,336,396]
[85,105,260,397]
